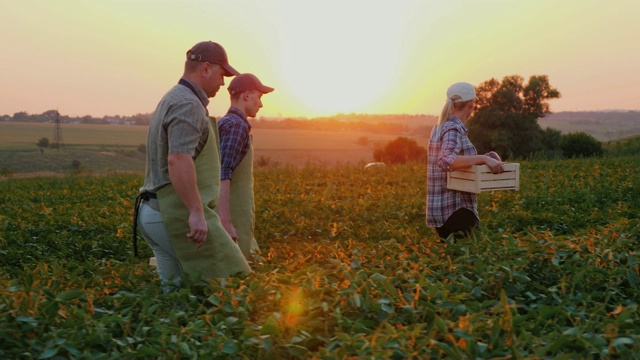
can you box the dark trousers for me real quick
[435,208,479,241]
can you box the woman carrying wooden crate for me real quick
[426,82,503,242]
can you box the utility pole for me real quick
[53,110,64,149]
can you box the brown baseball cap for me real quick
[186,41,239,77]
[228,73,274,95]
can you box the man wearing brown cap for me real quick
[217,73,274,261]
[136,41,250,290]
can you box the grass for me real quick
[0,157,638,358]
[0,122,148,151]
[0,122,417,172]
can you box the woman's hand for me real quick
[486,151,501,162]
[484,155,504,174]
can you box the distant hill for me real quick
[5,109,638,142]
[537,111,640,142]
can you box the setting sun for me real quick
[0,1,638,118]
[272,2,403,116]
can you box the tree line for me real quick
[3,110,436,136]
[374,75,605,164]
[2,110,153,126]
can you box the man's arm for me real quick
[218,179,237,242]
[167,153,207,247]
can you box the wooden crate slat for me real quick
[447,162,519,193]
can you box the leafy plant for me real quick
[0,157,639,358]
[561,131,604,158]
[36,137,50,148]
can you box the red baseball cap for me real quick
[228,73,274,95]
[186,41,239,77]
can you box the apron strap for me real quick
[132,192,157,257]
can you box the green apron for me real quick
[228,135,260,260]
[157,120,250,279]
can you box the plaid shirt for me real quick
[426,115,479,227]
[218,107,251,180]
[140,78,210,194]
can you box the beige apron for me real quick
[228,135,260,260]
[157,120,250,279]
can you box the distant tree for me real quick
[36,137,50,148]
[373,137,427,164]
[131,113,153,125]
[468,75,561,159]
[41,110,59,123]
[561,132,603,158]
[538,127,563,158]
[13,111,29,121]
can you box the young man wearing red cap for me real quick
[136,41,251,289]
[217,73,274,261]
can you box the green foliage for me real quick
[36,137,50,148]
[604,134,640,157]
[0,148,146,174]
[1,157,639,358]
[468,75,561,160]
[373,136,427,164]
[537,127,564,159]
[561,132,604,158]
[0,167,15,176]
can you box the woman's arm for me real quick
[451,155,503,174]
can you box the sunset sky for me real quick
[1,0,638,119]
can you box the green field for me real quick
[1,157,639,358]
[0,122,148,151]
[0,122,413,174]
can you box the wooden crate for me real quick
[447,163,520,194]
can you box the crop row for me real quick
[1,157,639,358]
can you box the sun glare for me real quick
[273,2,404,117]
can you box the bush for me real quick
[373,137,426,164]
[71,159,82,169]
[604,135,640,157]
[137,144,146,154]
[561,132,603,158]
[36,137,50,148]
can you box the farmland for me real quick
[0,122,420,175]
[1,155,639,358]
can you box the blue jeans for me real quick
[138,201,182,291]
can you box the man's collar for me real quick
[227,107,246,119]
[227,107,252,129]
[178,77,210,108]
